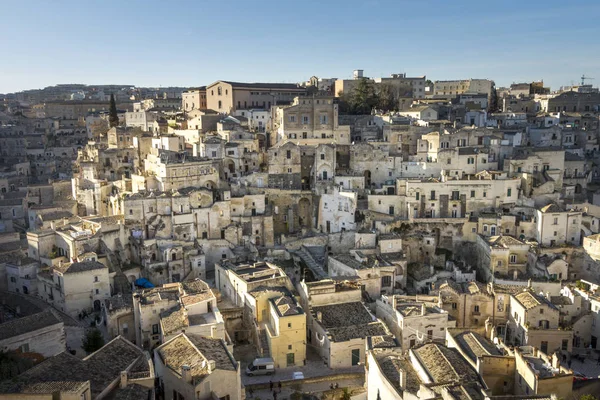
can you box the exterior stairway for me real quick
[295,245,327,280]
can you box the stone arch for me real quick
[224,158,235,174]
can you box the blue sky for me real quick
[1,0,599,93]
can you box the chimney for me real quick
[181,365,192,383]
[421,303,426,316]
[208,360,216,372]
[399,368,407,389]
[316,311,322,323]
[551,352,560,369]
[120,371,127,388]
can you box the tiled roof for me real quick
[374,350,421,394]
[413,343,480,383]
[210,81,305,91]
[513,291,558,311]
[486,235,527,248]
[452,331,501,363]
[55,260,107,274]
[0,337,146,397]
[112,383,152,400]
[271,295,303,317]
[157,333,235,385]
[3,380,88,394]
[0,308,62,341]
[540,203,564,213]
[313,302,388,342]
[187,334,236,371]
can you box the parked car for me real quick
[573,371,589,382]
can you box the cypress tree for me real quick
[109,94,119,127]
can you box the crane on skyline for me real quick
[581,74,595,86]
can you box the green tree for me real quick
[580,395,599,400]
[376,83,398,112]
[488,85,499,113]
[83,328,105,353]
[109,94,119,128]
[350,78,378,114]
[341,388,352,400]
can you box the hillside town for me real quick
[1,71,600,400]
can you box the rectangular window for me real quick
[510,254,517,263]
[452,303,457,309]
[302,116,309,124]
[381,276,392,287]
[152,324,159,334]
[430,190,436,200]
[415,192,420,200]
[507,188,512,197]
[471,190,475,198]
[474,305,480,312]
[289,115,296,123]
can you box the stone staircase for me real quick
[295,245,327,280]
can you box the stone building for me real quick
[547,91,600,113]
[154,333,241,400]
[437,280,494,330]
[272,96,351,145]
[376,296,454,351]
[508,290,572,354]
[476,235,530,281]
[37,260,110,318]
[205,80,306,113]
[182,87,207,112]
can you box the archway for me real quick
[224,159,235,174]
[205,180,216,189]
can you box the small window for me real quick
[474,305,480,312]
[452,303,457,309]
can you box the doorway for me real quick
[351,349,360,366]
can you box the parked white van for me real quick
[245,357,275,376]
